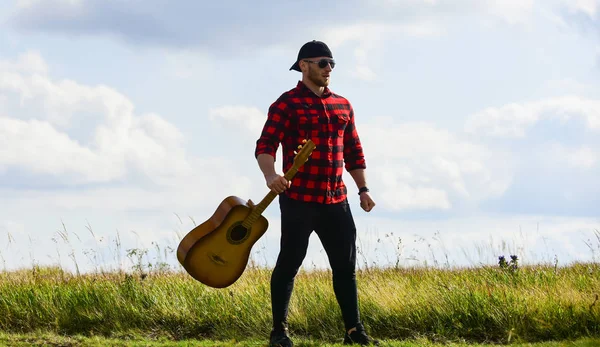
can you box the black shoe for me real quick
[343,323,379,345]
[269,326,293,347]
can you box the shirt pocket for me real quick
[334,112,349,137]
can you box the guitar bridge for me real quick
[209,253,226,266]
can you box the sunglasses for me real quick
[303,58,335,69]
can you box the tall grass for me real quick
[0,259,598,344]
[0,224,598,344]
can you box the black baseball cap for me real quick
[289,40,333,72]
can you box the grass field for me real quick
[0,332,599,346]
[0,258,598,346]
[0,224,598,346]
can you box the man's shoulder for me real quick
[269,85,304,111]
[274,87,297,103]
[276,84,305,101]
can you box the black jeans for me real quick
[270,193,361,332]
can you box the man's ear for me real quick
[299,60,306,72]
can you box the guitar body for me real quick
[177,139,315,288]
[177,196,268,288]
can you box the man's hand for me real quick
[359,191,376,212]
[265,174,290,194]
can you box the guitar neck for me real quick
[242,165,301,227]
[243,139,314,228]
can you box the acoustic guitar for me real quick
[176,139,316,288]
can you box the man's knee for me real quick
[273,250,307,279]
[272,264,302,281]
[331,264,356,281]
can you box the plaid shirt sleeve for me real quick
[254,100,290,160]
[343,104,367,171]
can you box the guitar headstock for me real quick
[293,139,315,168]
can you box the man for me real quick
[254,40,379,346]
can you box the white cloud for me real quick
[324,21,443,50]
[460,93,599,217]
[358,120,512,211]
[0,50,47,74]
[568,146,598,168]
[551,144,598,169]
[0,51,192,185]
[370,0,538,26]
[16,0,83,8]
[464,96,600,137]
[484,0,536,25]
[1,157,255,213]
[0,117,123,181]
[208,105,266,137]
[323,20,443,81]
[562,0,598,18]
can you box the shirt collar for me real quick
[296,80,332,98]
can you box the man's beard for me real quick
[308,66,329,87]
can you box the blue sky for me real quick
[0,0,599,274]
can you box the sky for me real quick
[0,0,599,275]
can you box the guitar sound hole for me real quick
[230,225,248,243]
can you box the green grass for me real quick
[0,225,598,346]
[0,261,598,346]
[0,332,599,346]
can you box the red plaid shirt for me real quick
[255,81,367,204]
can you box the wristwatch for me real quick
[358,186,369,195]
